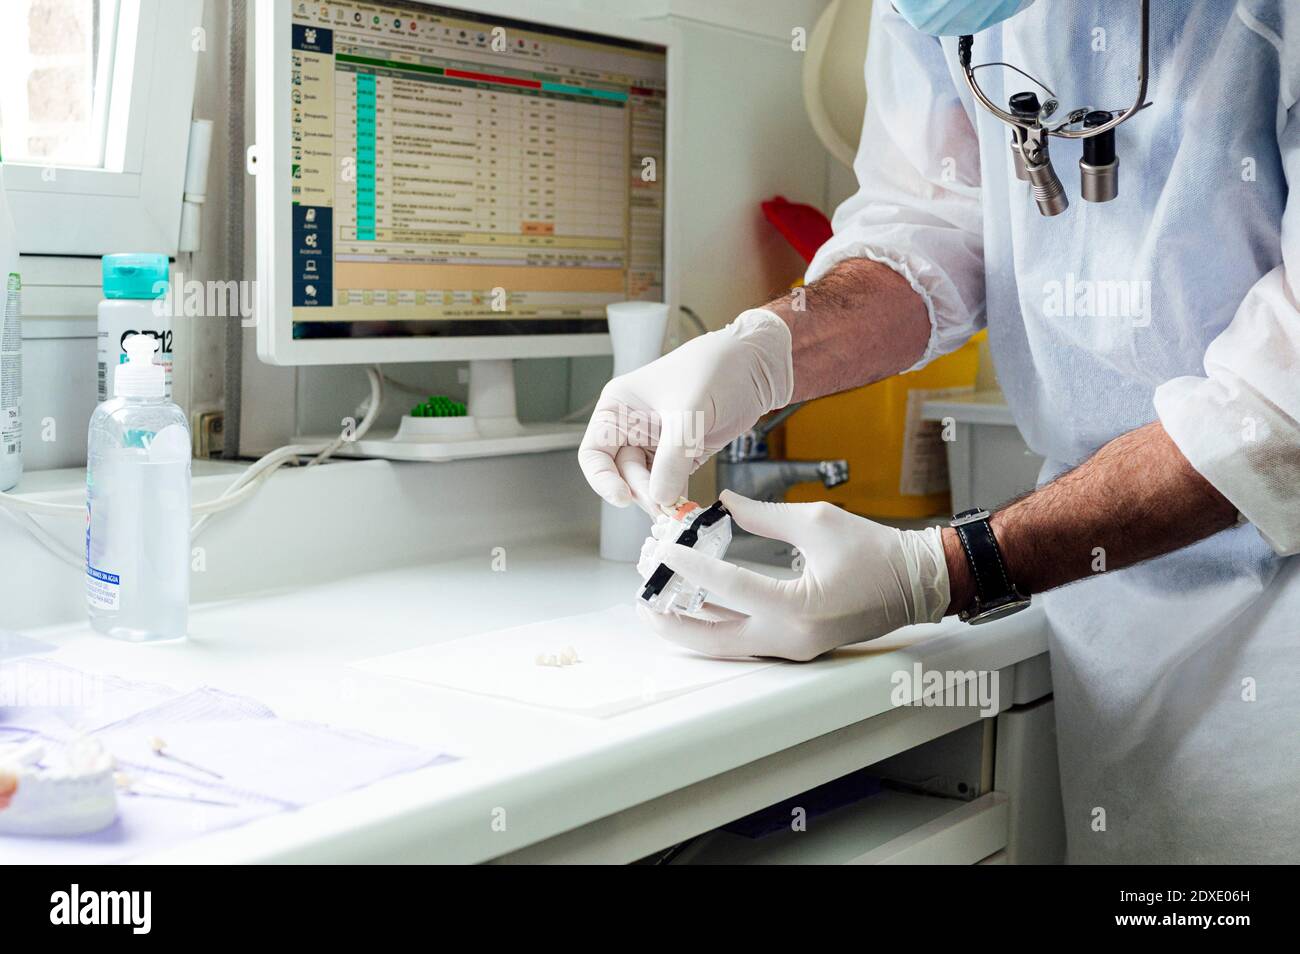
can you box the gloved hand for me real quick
[636,490,951,661]
[579,309,793,509]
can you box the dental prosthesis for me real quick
[0,738,118,836]
[535,646,581,667]
[637,498,733,615]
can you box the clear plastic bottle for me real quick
[97,252,173,403]
[86,335,190,641]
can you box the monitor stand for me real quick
[314,359,586,462]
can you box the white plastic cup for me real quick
[600,301,669,562]
[606,301,669,376]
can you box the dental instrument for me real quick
[149,735,224,779]
[114,772,238,808]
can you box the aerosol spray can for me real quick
[0,151,22,492]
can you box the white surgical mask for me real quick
[893,0,1036,36]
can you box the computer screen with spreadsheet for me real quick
[286,0,668,342]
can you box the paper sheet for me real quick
[0,629,53,661]
[0,660,455,863]
[352,603,779,717]
[98,693,454,807]
[0,659,178,742]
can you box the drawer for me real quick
[670,790,1009,865]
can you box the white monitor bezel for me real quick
[254,0,677,366]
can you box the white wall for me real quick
[1,452,600,630]
[12,0,845,482]
[14,257,99,471]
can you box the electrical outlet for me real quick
[193,410,225,459]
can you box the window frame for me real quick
[1,0,203,256]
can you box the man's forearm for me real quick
[942,421,1239,614]
[765,258,931,403]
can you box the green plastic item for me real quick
[410,395,467,418]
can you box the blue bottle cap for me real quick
[102,253,169,300]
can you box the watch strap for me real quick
[951,508,1020,619]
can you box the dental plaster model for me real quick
[0,738,118,836]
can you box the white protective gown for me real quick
[808,1,1300,863]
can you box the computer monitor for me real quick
[254,0,674,458]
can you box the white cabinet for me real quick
[651,656,1064,865]
[996,698,1067,864]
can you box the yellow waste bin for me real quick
[783,331,983,519]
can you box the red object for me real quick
[761,195,833,264]
[444,68,541,89]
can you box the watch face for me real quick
[966,598,1032,625]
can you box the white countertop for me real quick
[24,534,1048,863]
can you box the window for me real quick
[0,0,202,256]
[0,0,118,169]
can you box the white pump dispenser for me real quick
[114,334,167,398]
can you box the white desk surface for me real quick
[24,535,1048,864]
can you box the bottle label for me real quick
[86,564,121,610]
[2,272,20,458]
[85,499,120,610]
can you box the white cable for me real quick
[190,366,384,538]
[0,507,84,569]
[0,487,85,569]
[0,366,386,559]
[0,491,81,517]
[378,370,437,399]
[562,395,597,424]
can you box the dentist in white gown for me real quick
[580,0,1300,863]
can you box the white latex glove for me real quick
[636,490,951,661]
[579,309,793,509]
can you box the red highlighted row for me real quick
[444,68,540,89]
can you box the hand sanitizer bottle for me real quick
[86,335,190,641]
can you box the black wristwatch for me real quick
[949,508,1031,624]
